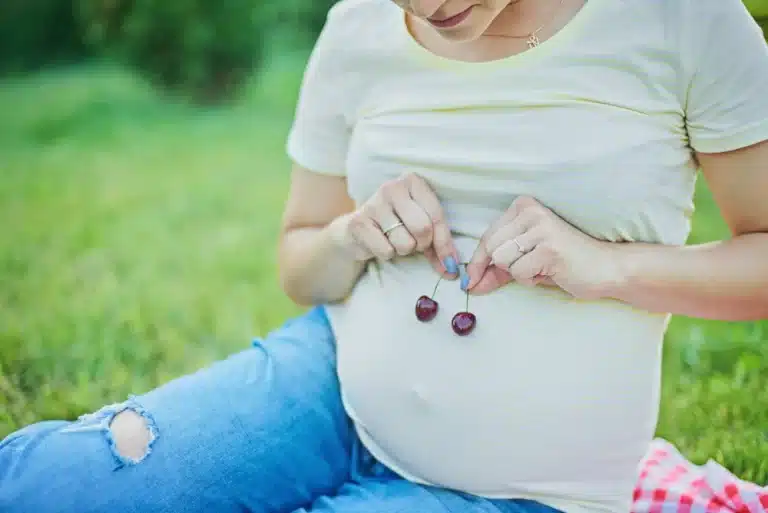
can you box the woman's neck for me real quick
[482,0,575,40]
[405,0,586,63]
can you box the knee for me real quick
[109,409,156,464]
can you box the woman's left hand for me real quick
[465,196,623,299]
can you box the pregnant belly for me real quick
[325,239,668,508]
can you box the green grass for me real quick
[1,59,767,485]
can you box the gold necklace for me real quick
[483,0,566,49]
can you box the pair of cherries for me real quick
[414,264,476,336]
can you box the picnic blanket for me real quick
[632,438,768,513]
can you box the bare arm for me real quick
[277,165,363,307]
[278,166,459,307]
[465,141,768,322]
[604,140,768,320]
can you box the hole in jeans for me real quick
[109,409,154,464]
[59,397,159,469]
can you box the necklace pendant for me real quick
[527,33,540,49]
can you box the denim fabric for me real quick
[0,306,561,513]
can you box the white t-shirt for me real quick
[285,1,768,512]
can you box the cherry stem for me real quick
[463,263,469,311]
[431,276,442,298]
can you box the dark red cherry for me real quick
[415,295,439,322]
[451,312,476,336]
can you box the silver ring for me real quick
[513,237,525,253]
[382,221,405,236]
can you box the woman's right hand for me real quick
[333,172,460,278]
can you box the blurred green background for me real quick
[1,0,767,484]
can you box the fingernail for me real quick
[443,256,458,275]
[460,267,470,291]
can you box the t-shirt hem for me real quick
[690,122,768,154]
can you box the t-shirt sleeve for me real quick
[285,5,351,176]
[682,0,768,154]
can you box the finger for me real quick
[389,185,434,253]
[423,246,457,279]
[465,238,493,290]
[354,216,396,261]
[467,265,513,295]
[373,206,416,257]
[406,175,458,275]
[510,195,543,216]
[490,230,542,272]
[484,209,538,256]
[507,246,551,287]
[465,211,515,290]
[348,238,375,261]
[467,197,545,288]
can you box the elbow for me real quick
[276,224,356,307]
[277,259,336,308]
[277,260,315,308]
[278,268,351,308]
[280,281,316,308]
[276,231,312,307]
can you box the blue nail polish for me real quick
[443,256,458,275]
[460,268,470,291]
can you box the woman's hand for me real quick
[333,172,460,278]
[465,196,622,298]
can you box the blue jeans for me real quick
[0,306,561,513]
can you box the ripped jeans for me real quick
[0,306,561,513]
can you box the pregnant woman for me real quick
[2,0,767,512]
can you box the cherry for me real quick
[415,296,439,321]
[451,311,476,336]
[451,275,476,336]
[415,276,442,322]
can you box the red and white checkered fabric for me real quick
[632,439,768,513]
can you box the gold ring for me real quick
[382,221,405,236]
